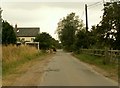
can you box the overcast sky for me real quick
[1,0,104,40]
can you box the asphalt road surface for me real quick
[39,50,118,86]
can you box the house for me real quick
[14,24,40,50]
[14,24,40,43]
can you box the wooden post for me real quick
[110,48,113,63]
[103,47,110,65]
[38,42,39,50]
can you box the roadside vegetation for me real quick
[73,53,118,81]
[34,32,62,50]
[1,0,120,83]
[56,1,119,81]
[56,2,120,51]
[2,45,44,76]
[2,20,61,78]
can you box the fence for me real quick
[16,42,39,50]
[80,49,120,64]
[25,42,39,50]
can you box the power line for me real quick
[87,1,103,9]
[88,2,103,9]
[83,1,104,31]
[80,10,84,19]
[88,1,103,7]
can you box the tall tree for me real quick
[95,1,120,49]
[90,25,105,48]
[2,21,17,45]
[74,30,88,49]
[51,38,62,49]
[56,12,84,51]
[34,32,52,50]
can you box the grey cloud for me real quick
[2,2,103,10]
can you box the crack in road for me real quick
[44,68,60,72]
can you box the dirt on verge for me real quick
[90,64,118,82]
[3,54,54,86]
[72,54,118,82]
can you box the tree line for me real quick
[2,21,61,50]
[2,1,120,51]
[56,1,120,52]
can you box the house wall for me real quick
[18,37,35,42]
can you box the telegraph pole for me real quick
[85,4,88,32]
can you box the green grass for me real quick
[2,51,45,77]
[118,59,120,81]
[73,53,118,80]
[2,45,47,77]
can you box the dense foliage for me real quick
[57,12,85,51]
[91,1,120,49]
[34,32,61,50]
[56,1,120,51]
[34,32,52,50]
[2,21,17,45]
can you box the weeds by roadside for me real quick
[73,53,118,81]
[2,45,44,76]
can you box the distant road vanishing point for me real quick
[39,50,118,86]
[11,50,118,87]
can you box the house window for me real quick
[31,38,34,42]
[17,38,20,42]
[21,38,25,42]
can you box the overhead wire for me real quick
[87,1,103,9]
[88,3,103,9]
[80,0,103,20]
[80,10,84,19]
[82,0,104,30]
[79,0,104,28]
[88,1,103,7]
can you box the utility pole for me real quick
[85,4,88,32]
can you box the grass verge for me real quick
[2,45,46,77]
[73,53,118,81]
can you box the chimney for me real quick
[15,24,19,33]
[15,24,17,30]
